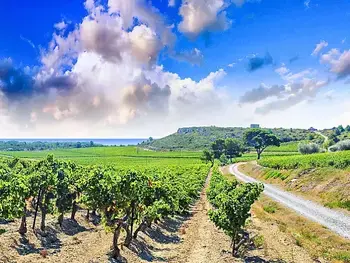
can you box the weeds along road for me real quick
[230,163,350,239]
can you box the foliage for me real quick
[328,139,350,152]
[298,143,320,155]
[224,139,243,160]
[243,129,280,159]
[207,168,263,256]
[200,149,214,166]
[211,139,226,159]
[258,150,350,169]
[140,126,316,151]
[219,153,230,166]
[0,155,209,259]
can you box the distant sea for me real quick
[0,138,148,146]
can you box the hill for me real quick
[141,126,319,151]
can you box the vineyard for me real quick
[0,155,209,260]
[258,150,350,169]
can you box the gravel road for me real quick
[230,163,350,239]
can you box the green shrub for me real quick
[298,143,320,155]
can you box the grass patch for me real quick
[263,203,278,213]
[252,234,265,248]
[0,229,6,235]
[325,200,350,211]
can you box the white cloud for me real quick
[54,21,68,31]
[321,48,350,78]
[178,0,230,38]
[240,64,329,114]
[311,40,328,56]
[228,63,236,67]
[20,35,35,49]
[177,0,261,38]
[275,64,290,76]
[169,0,176,7]
[255,79,329,114]
[0,0,229,137]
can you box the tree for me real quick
[243,129,280,159]
[346,125,350,132]
[211,139,225,159]
[338,125,345,133]
[224,139,243,161]
[201,149,214,166]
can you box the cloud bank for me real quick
[0,0,228,137]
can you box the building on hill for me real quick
[308,127,317,132]
[250,124,260,128]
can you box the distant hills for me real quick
[141,126,319,151]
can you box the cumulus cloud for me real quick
[178,0,230,38]
[247,52,273,72]
[255,79,329,114]
[311,40,328,56]
[0,0,228,137]
[178,0,261,38]
[240,65,329,114]
[320,48,350,79]
[239,83,285,103]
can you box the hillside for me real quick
[141,126,319,150]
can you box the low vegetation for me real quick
[298,142,320,155]
[207,167,263,256]
[329,139,350,152]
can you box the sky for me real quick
[1,0,350,138]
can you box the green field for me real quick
[258,150,350,169]
[0,146,203,166]
[0,146,302,166]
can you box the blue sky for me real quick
[0,0,350,137]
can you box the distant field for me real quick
[259,150,350,169]
[265,141,300,153]
[0,146,203,166]
[0,146,302,166]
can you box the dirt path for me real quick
[230,163,350,239]
[166,173,234,263]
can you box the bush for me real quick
[329,139,350,152]
[298,143,320,155]
[219,153,229,166]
